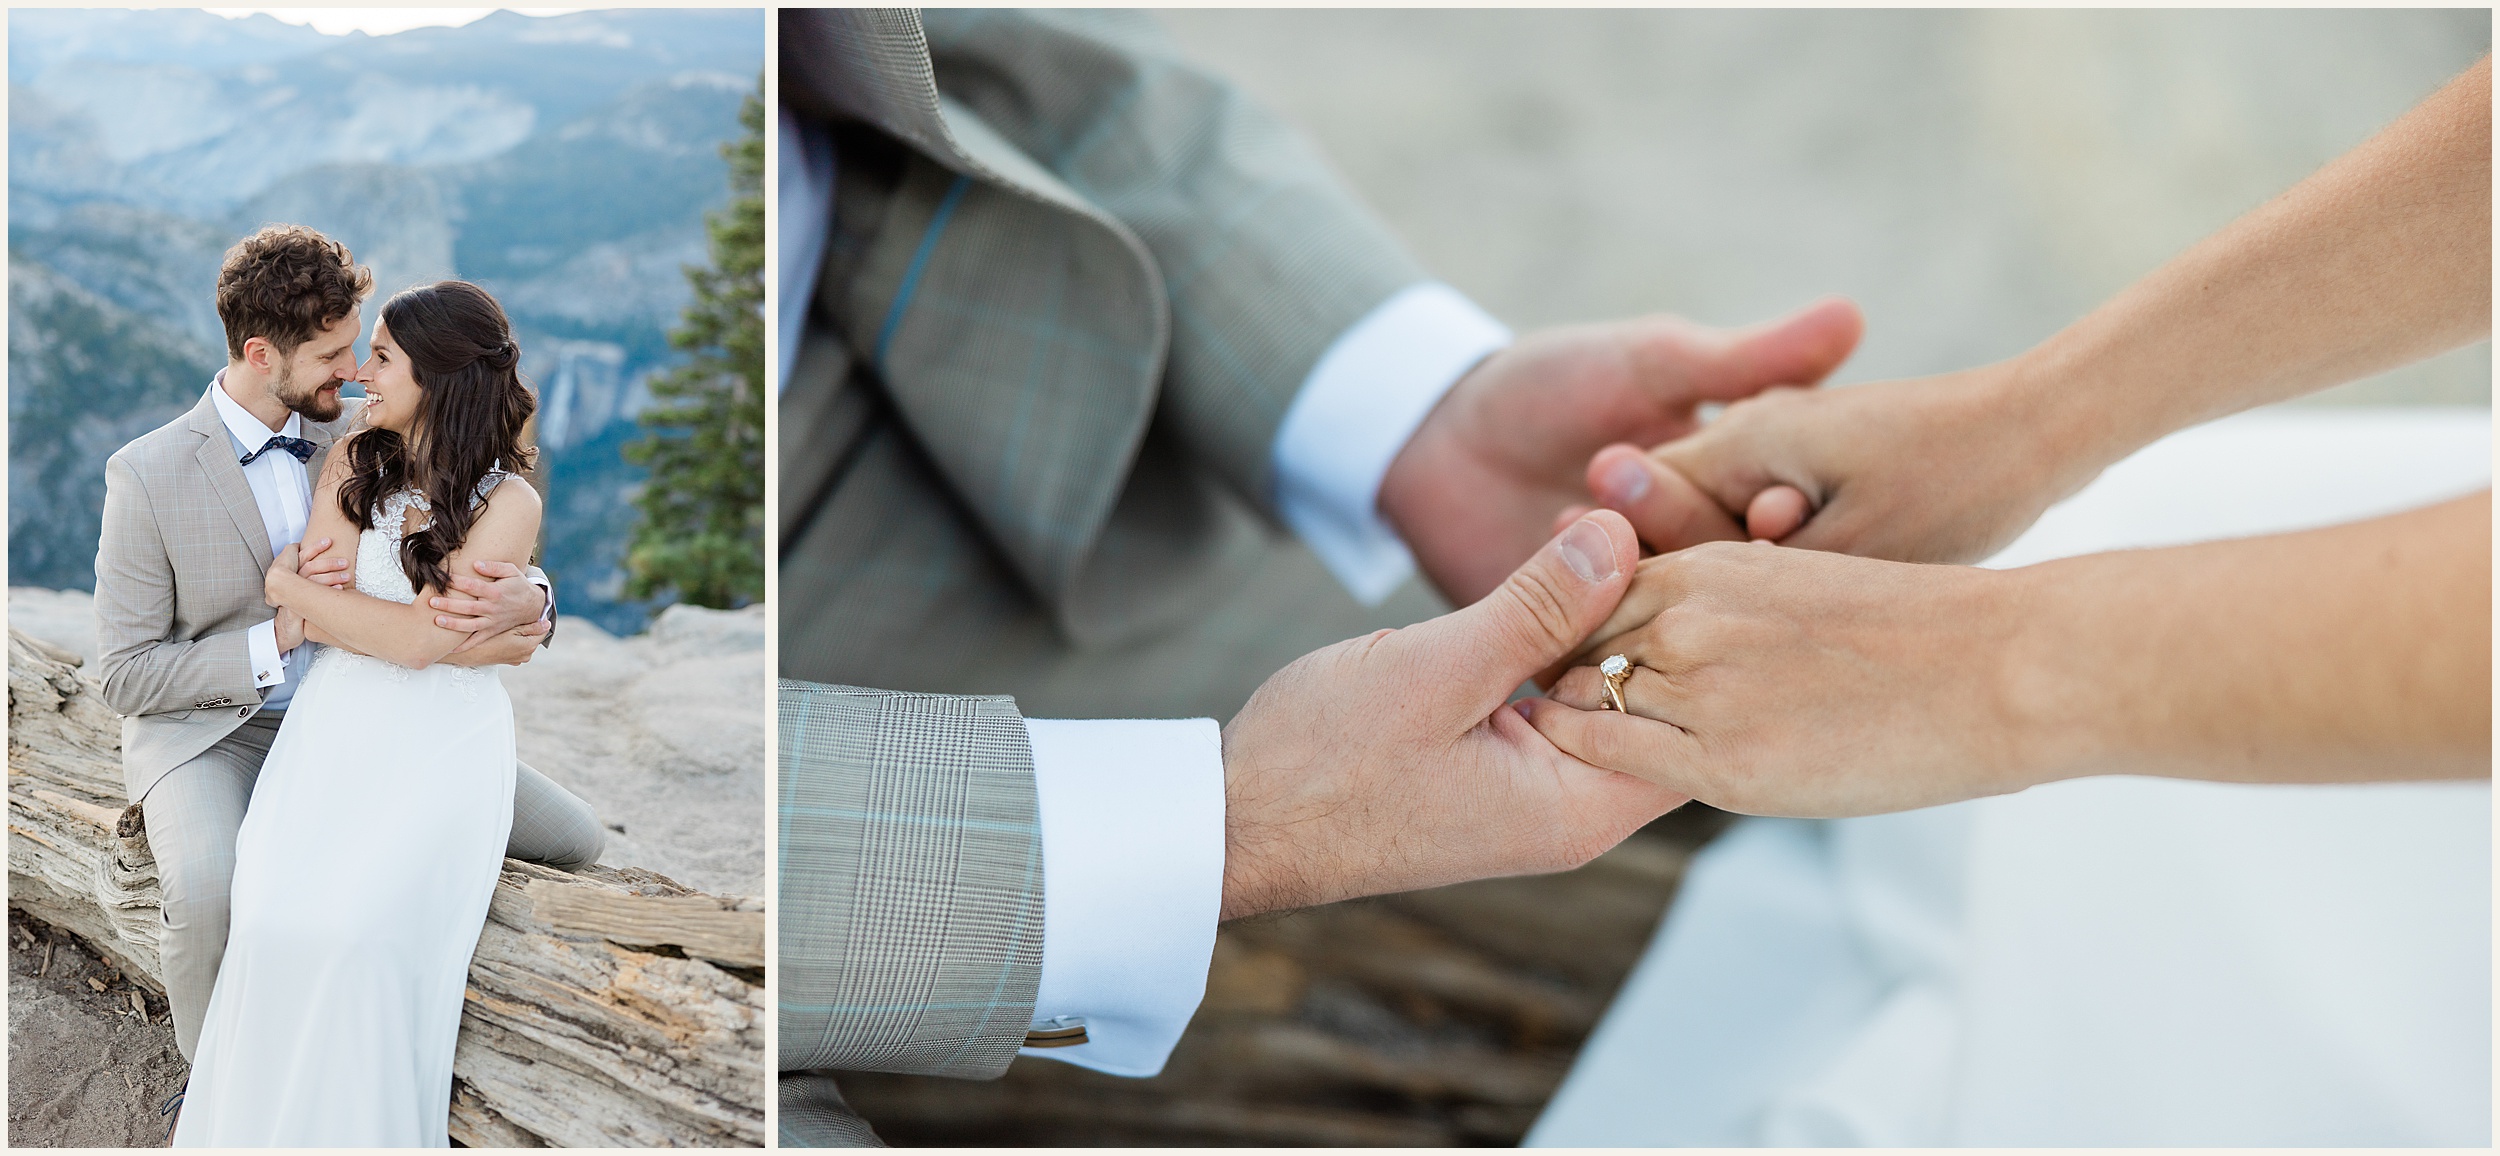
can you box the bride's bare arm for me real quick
[1604,56,2491,562]
[272,465,544,670]
[1524,490,2489,818]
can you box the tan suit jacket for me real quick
[776,9,1453,1147]
[778,8,1434,713]
[93,389,360,801]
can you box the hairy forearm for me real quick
[440,629,536,666]
[2014,58,2492,472]
[2010,491,2492,787]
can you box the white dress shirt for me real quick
[784,103,1509,1077]
[209,373,314,710]
[777,105,838,397]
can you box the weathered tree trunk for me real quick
[6,630,765,1146]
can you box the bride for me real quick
[173,280,543,1146]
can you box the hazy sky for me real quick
[202,8,585,37]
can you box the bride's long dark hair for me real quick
[337,280,537,595]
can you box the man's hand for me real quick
[1525,541,2047,818]
[1218,511,1688,921]
[429,559,548,651]
[439,620,551,668]
[273,607,307,652]
[1377,298,1863,604]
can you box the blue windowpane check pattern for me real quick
[776,680,1045,1080]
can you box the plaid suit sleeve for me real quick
[779,1072,887,1148]
[92,451,259,717]
[777,679,1045,1082]
[921,8,1433,517]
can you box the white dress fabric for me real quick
[1529,407,2493,1146]
[175,479,517,1147]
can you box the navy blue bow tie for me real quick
[238,435,318,465]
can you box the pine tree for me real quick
[623,81,765,610]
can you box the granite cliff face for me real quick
[7,9,764,633]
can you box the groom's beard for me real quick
[272,365,346,423]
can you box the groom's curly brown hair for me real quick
[214,224,374,359]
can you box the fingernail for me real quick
[1557,517,1617,584]
[1598,456,1650,505]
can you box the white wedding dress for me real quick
[174,480,517,1147]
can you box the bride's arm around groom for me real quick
[265,434,541,669]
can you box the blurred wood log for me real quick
[6,629,764,1147]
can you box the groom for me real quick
[91,224,608,1062]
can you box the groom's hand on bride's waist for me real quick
[1216,510,1689,921]
[441,619,549,667]
[430,559,549,642]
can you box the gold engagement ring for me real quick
[1599,654,1633,712]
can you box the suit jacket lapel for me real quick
[185,393,276,566]
[781,9,951,161]
[787,8,1172,634]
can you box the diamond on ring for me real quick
[1599,654,1632,712]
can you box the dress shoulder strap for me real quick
[471,469,511,509]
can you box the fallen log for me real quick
[6,629,765,1146]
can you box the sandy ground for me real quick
[7,912,186,1148]
[5,587,763,1146]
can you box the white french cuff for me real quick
[526,565,555,624]
[1020,717,1225,1077]
[1272,281,1514,606]
[246,619,286,688]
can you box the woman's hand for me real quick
[1585,362,2121,565]
[266,537,356,648]
[1520,541,2058,817]
[266,542,310,608]
[1589,58,2490,566]
[265,538,354,605]
[1380,298,1865,604]
[1526,490,2492,818]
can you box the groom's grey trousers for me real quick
[145,715,604,1058]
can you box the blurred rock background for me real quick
[1163,8,2489,403]
[833,8,2491,1146]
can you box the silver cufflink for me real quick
[1024,1016,1088,1048]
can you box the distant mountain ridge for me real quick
[8,8,763,634]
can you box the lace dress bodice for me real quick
[317,471,512,686]
[351,470,513,605]
[353,489,428,605]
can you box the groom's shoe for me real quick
[158,1089,184,1146]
